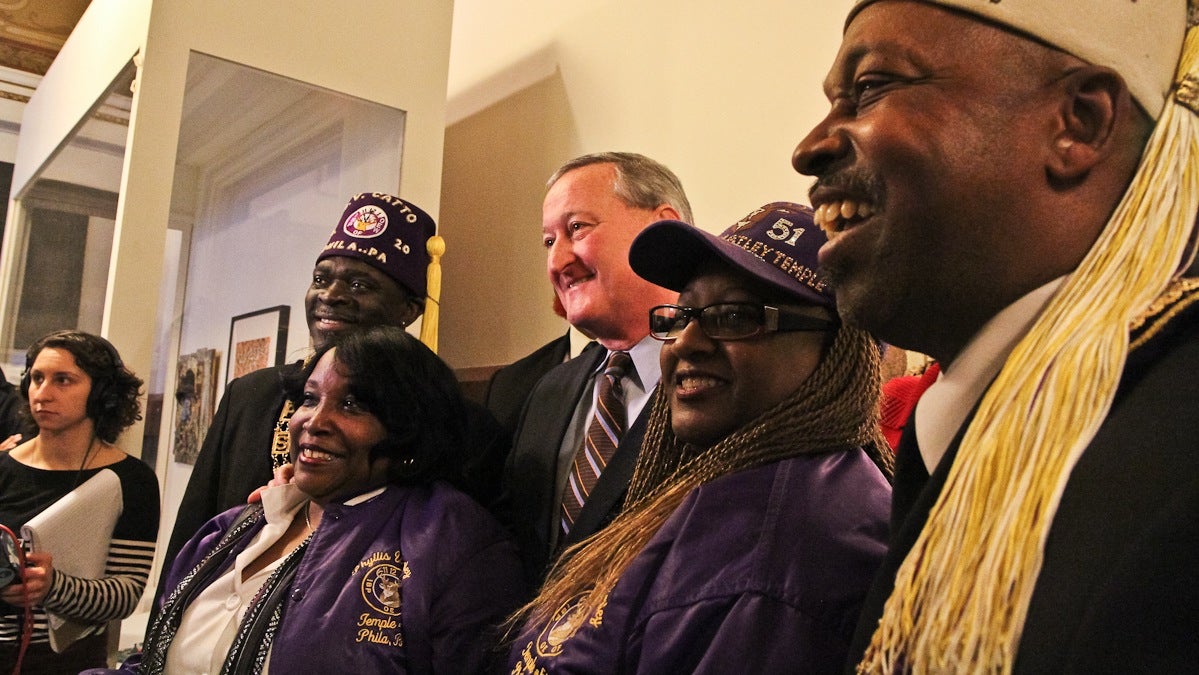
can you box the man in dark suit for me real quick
[162,193,508,595]
[794,1,1199,671]
[484,331,571,436]
[503,152,691,585]
[484,294,593,438]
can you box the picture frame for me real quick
[174,348,219,464]
[227,305,290,383]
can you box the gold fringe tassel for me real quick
[860,15,1199,675]
[419,235,446,354]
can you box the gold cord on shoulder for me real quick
[271,398,295,470]
[1130,276,1199,350]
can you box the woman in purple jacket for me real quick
[507,202,893,674]
[96,326,524,674]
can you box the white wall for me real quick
[7,0,456,617]
[2,0,455,460]
[438,0,855,369]
[10,0,148,195]
[179,166,340,365]
[158,163,342,553]
[145,1,447,582]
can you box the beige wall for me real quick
[439,0,855,370]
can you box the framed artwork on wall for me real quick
[227,305,290,384]
[173,348,219,465]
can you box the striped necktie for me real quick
[561,350,633,536]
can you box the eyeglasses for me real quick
[649,302,839,342]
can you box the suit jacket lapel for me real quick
[846,402,976,664]
[505,347,604,579]
[543,348,603,463]
[532,347,605,533]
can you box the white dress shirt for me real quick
[915,278,1063,472]
[550,334,662,544]
[165,484,385,675]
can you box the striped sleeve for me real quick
[41,455,161,625]
[41,535,156,623]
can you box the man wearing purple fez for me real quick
[162,192,508,583]
[794,0,1199,671]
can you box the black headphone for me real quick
[20,330,125,421]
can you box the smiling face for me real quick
[792,0,1072,363]
[662,264,831,449]
[304,257,420,351]
[542,163,679,349]
[289,349,392,504]
[26,347,93,436]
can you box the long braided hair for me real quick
[514,322,892,629]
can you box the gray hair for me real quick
[548,151,693,224]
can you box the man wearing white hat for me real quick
[794,0,1199,671]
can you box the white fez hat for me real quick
[848,0,1188,119]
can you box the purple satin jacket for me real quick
[95,482,524,674]
[507,449,891,674]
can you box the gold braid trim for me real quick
[1129,276,1199,350]
[1175,74,1199,114]
[860,12,1199,674]
[271,355,317,470]
[271,397,295,470]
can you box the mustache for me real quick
[808,168,885,205]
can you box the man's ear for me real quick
[1047,65,1125,182]
[653,203,683,222]
[399,297,425,328]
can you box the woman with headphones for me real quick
[0,330,159,673]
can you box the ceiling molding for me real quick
[0,0,90,76]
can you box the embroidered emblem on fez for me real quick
[342,204,389,238]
